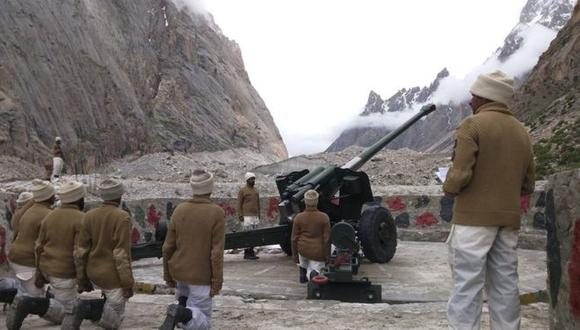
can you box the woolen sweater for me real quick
[291,207,331,263]
[9,202,52,267]
[443,102,535,228]
[163,196,225,288]
[53,144,64,158]
[237,186,260,217]
[77,202,134,289]
[36,204,84,278]
[11,200,34,238]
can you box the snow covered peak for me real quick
[519,0,576,29]
[495,0,574,62]
[361,91,385,116]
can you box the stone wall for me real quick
[0,187,547,265]
[545,169,580,329]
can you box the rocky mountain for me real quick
[327,0,576,153]
[512,2,580,177]
[325,69,462,152]
[0,0,288,173]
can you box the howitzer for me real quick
[131,104,436,302]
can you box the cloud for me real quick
[431,24,557,105]
[312,23,558,156]
[351,107,420,130]
[287,105,422,156]
[284,129,342,156]
[170,0,209,15]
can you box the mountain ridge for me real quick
[327,0,576,154]
[0,0,287,173]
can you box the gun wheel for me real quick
[359,206,397,263]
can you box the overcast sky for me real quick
[194,0,530,156]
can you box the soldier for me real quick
[35,181,86,328]
[52,136,65,181]
[444,71,535,329]
[0,192,30,306]
[73,179,134,329]
[6,180,56,329]
[10,192,33,235]
[291,190,331,283]
[237,172,260,260]
[43,160,53,181]
[160,169,225,329]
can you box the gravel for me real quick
[0,147,453,200]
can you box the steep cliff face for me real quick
[512,2,580,177]
[327,0,575,154]
[0,0,287,172]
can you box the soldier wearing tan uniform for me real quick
[73,179,134,329]
[0,192,34,307]
[291,190,331,283]
[6,180,55,329]
[11,192,33,234]
[0,192,33,307]
[160,169,225,330]
[237,172,260,260]
[444,71,535,330]
[52,136,65,181]
[35,181,86,328]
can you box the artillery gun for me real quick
[132,104,436,302]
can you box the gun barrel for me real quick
[341,104,436,171]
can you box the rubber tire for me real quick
[280,242,293,256]
[359,206,397,263]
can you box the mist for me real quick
[343,23,558,145]
[170,0,208,15]
[432,24,557,106]
[164,1,557,156]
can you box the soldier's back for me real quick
[83,202,131,289]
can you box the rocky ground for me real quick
[98,146,451,187]
[0,242,549,329]
[0,156,44,182]
[0,147,452,200]
[0,296,550,330]
[255,146,452,186]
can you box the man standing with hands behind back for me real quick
[237,172,260,260]
[444,70,535,330]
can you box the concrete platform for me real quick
[133,241,547,303]
[0,241,549,329]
